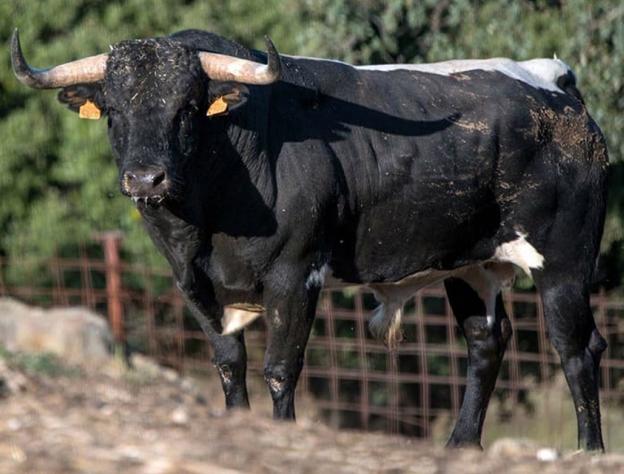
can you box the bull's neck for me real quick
[224,120,275,206]
[193,104,277,237]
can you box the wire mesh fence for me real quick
[1,235,623,440]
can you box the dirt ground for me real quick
[0,354,623,474]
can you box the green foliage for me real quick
[0,0,623,284]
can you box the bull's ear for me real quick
[206,82,249,117]
[57,83,106,120]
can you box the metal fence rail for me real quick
[1,235,623,439]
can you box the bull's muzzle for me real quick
[121,167,170,205]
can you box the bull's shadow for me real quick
[269,81,460,144]
[193,79,460,240]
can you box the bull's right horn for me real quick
[11,29,108,89]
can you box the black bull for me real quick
[11,29,609,450]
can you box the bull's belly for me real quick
[323,267,450,293]
[325,228,544,292]
[222,231,544,335]
[221,262,511,335]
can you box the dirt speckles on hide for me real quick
[451,72,473,81]
[451,118,489,133]
[527,101,609,167]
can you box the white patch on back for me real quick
[357,58,571,93]
[494,232,545,277]
[284,54,350,66]
[518,58,570,87]
[287,54,572,93]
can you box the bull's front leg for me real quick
[262,265,321,420]
[177,275,250,410]
[140,208,251,409]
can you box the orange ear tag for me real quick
[207,96,228,117]
[79,100,101,120]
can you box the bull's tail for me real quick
[556,68,585,104]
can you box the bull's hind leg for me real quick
[534,273,606,451]
[444,264,513,448]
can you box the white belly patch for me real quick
[221,232,545,337]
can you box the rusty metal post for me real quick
[96,232,124,346]
[0,256,6,297]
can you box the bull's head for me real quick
[10,29,280,206]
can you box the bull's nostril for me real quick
[152,171,166,187]
[123,168,168,198]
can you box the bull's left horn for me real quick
[198,36,281,85]
[11,29,108,89]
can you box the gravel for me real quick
[0,355,622,473]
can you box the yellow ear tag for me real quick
[79,100,101,120]
[207,96,228,117]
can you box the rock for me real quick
[170,406,189,425]
[162,367,179,383]
[487,438,539,459]
[130,353,164,378]
[180,377,197,393]
[0,298,112,365]
[0,359,28,395]
[6,418,22,431]
[536,448,559,462]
